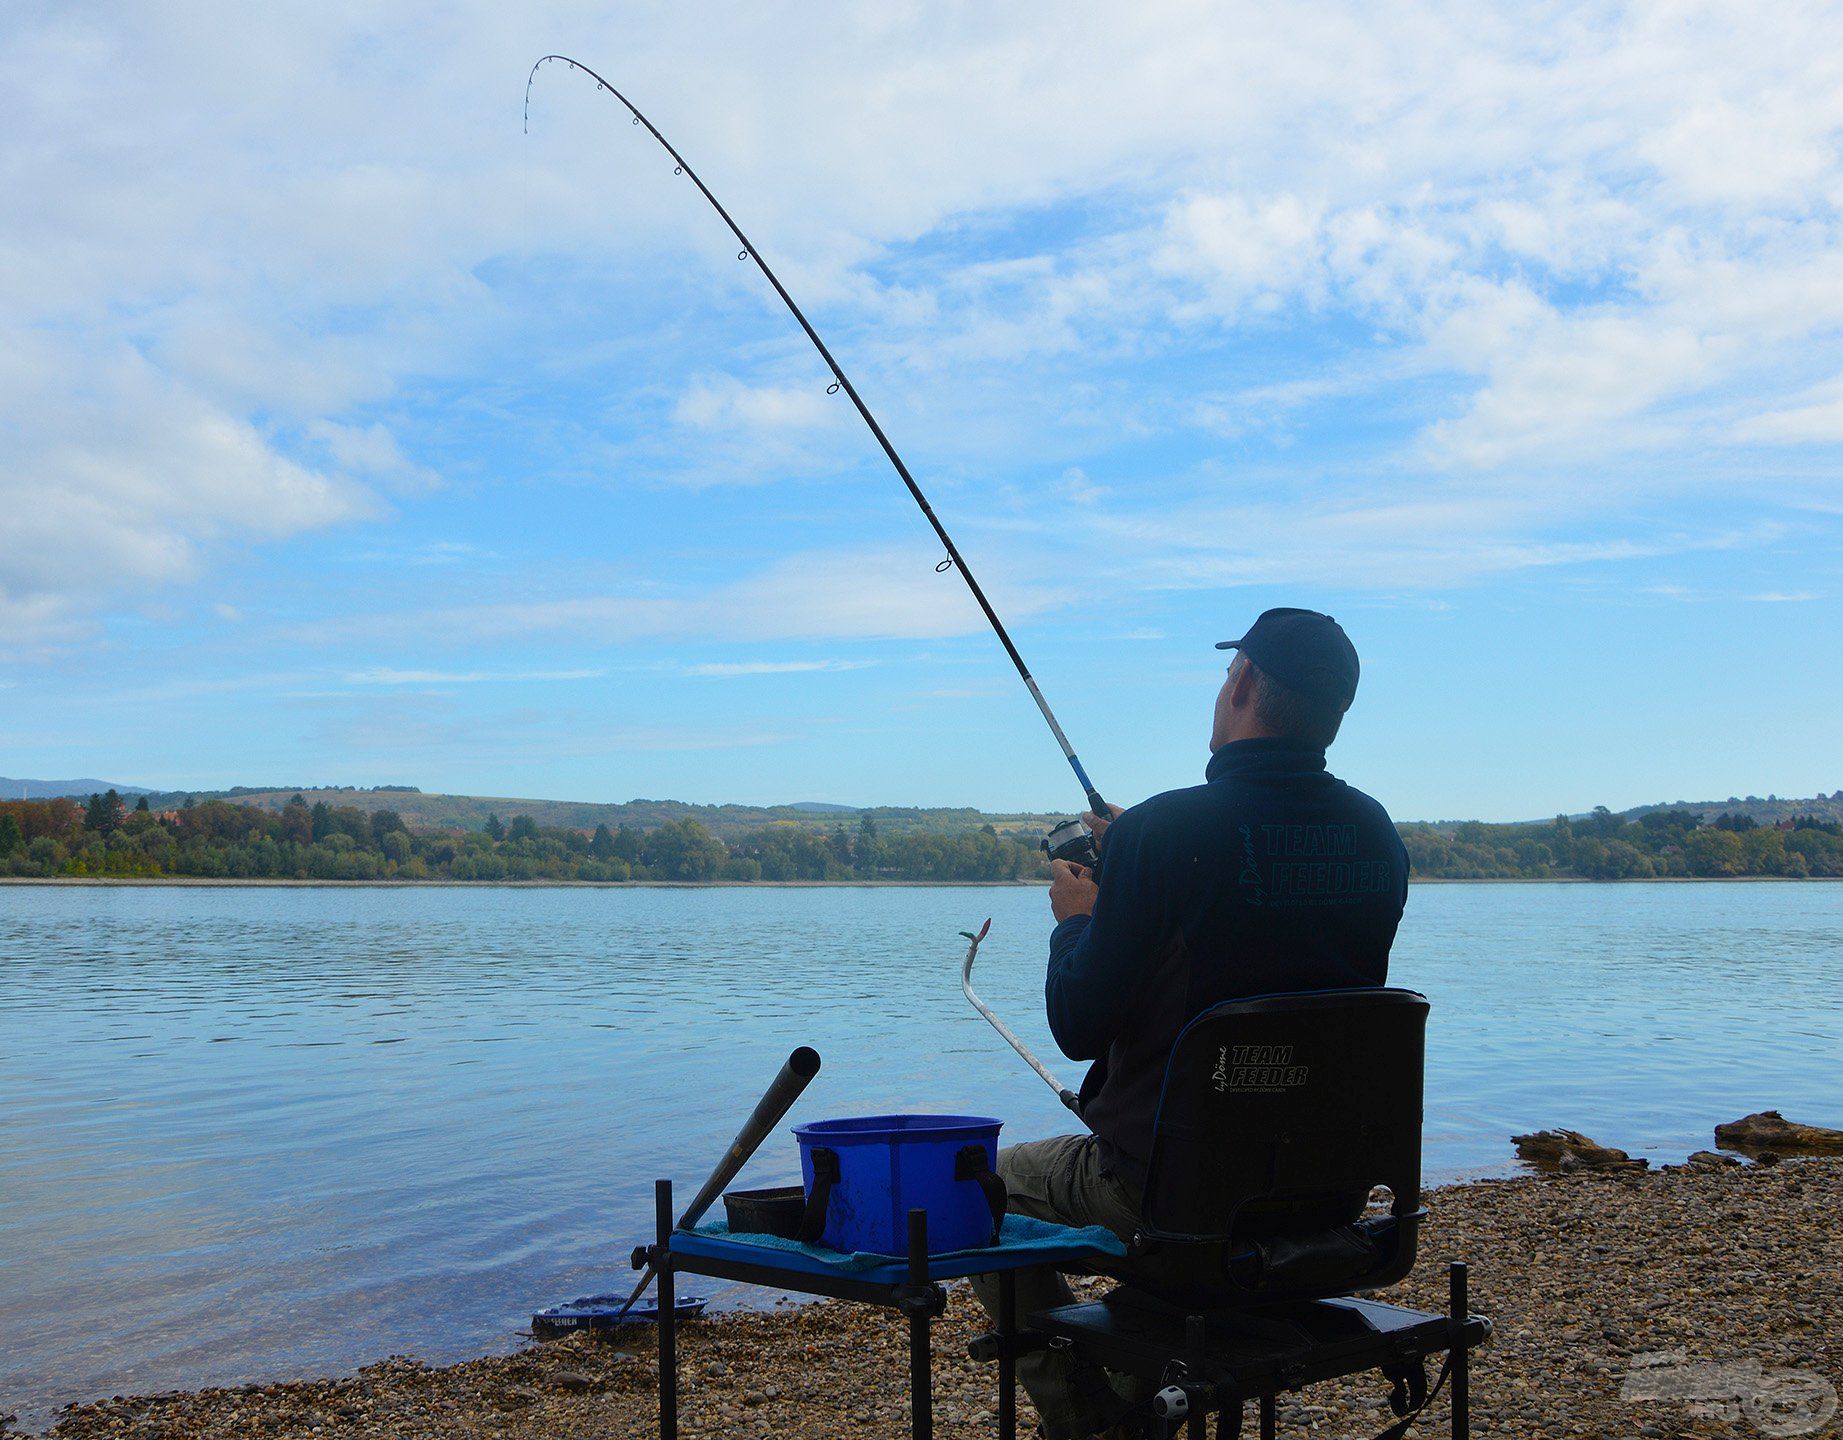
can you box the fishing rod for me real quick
[525,56,1109,827]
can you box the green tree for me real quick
[134,795,150,813]
[590,824,616,858]
[1684,827,1745,876]
[856,813,883,871]
[84,790,125,834]
[1788,826,1843,876]
[311,801,334,841]
[281,796,314,844]
[1580,805,1623,839]
[643,819,726,880]
[508,814,539,843]
[371,809,405,843]
[0,812,22,855]
[329,806,370,843]
[485,813,506,842]
[1739,826,1788,876]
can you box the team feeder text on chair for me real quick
[968,988,1491,1439]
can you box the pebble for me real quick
[37,1159,1842,1440]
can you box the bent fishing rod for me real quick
[525,56,1107,820]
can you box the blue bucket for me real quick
[793,1114,1004,1255]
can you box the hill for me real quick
[126,786,1066,841]
[0,777,153,800]
[1620,791,1843,827]
[22,776,1843,837]
[7,780,1841,882]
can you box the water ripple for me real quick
[0,881,1838,1427]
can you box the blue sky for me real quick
[3,2,1840,821]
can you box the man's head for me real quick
[1211,608,1360,751]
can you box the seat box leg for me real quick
[657,1179,677,1440]
[1449,1261,1470,1440]
[1186,1316,1208,1440]
[908,1209,933,1440]
[998,1270,1016,1440]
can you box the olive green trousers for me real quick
[967,1134,1143,1440]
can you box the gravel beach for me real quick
[32,1159,1841,1439]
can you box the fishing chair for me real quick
[970,988,1491,1439]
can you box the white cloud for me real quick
[1055,468,1107,505]
[1157,193,1328,320]
[343,667,604,684]
[303,543,1070,646]
[682,659,875,676]
[307,421,441,493]
[1735,375,1843,444]
[7,0,1843,652]
[0,336,375,644]
[674,375,833,432]
[1089,477,1788,590]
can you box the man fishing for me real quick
[970,608,1410,1440]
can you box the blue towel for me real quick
[680,1213,1126,1278]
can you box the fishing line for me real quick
[524,56,1108,818]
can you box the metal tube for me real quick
[998,1270,1016,1440]
[961,920,1082,1114]
[1187,1315,1209,1440]
[657,1179,677,1440]
[615,1046,822,1324]
[908,1208,933,1440]
[1449,1261,1470,1440]
[676,1045,822,1230]
[526,57,1105,817]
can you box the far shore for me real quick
[4,874,1840,889]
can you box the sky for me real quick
[3,1,1841,822]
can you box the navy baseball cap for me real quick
[1216,608,1360,711]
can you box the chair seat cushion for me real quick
[1026,1293,1460,1388]
[1115,1213,1412,1310]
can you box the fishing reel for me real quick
[1041,818,1100,873]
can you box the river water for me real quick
[1,881,1839,1425]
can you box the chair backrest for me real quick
[1138,987,1426,1244]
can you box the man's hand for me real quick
[1083,802,1128,850]
[1049,858,1099,922]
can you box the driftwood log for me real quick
[1512,1129,1649,1171]
[1714,1111,1843,1154]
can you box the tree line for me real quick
[1402,806,1843,879]
[4,791,1840,883]
[0,793,1040,883]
